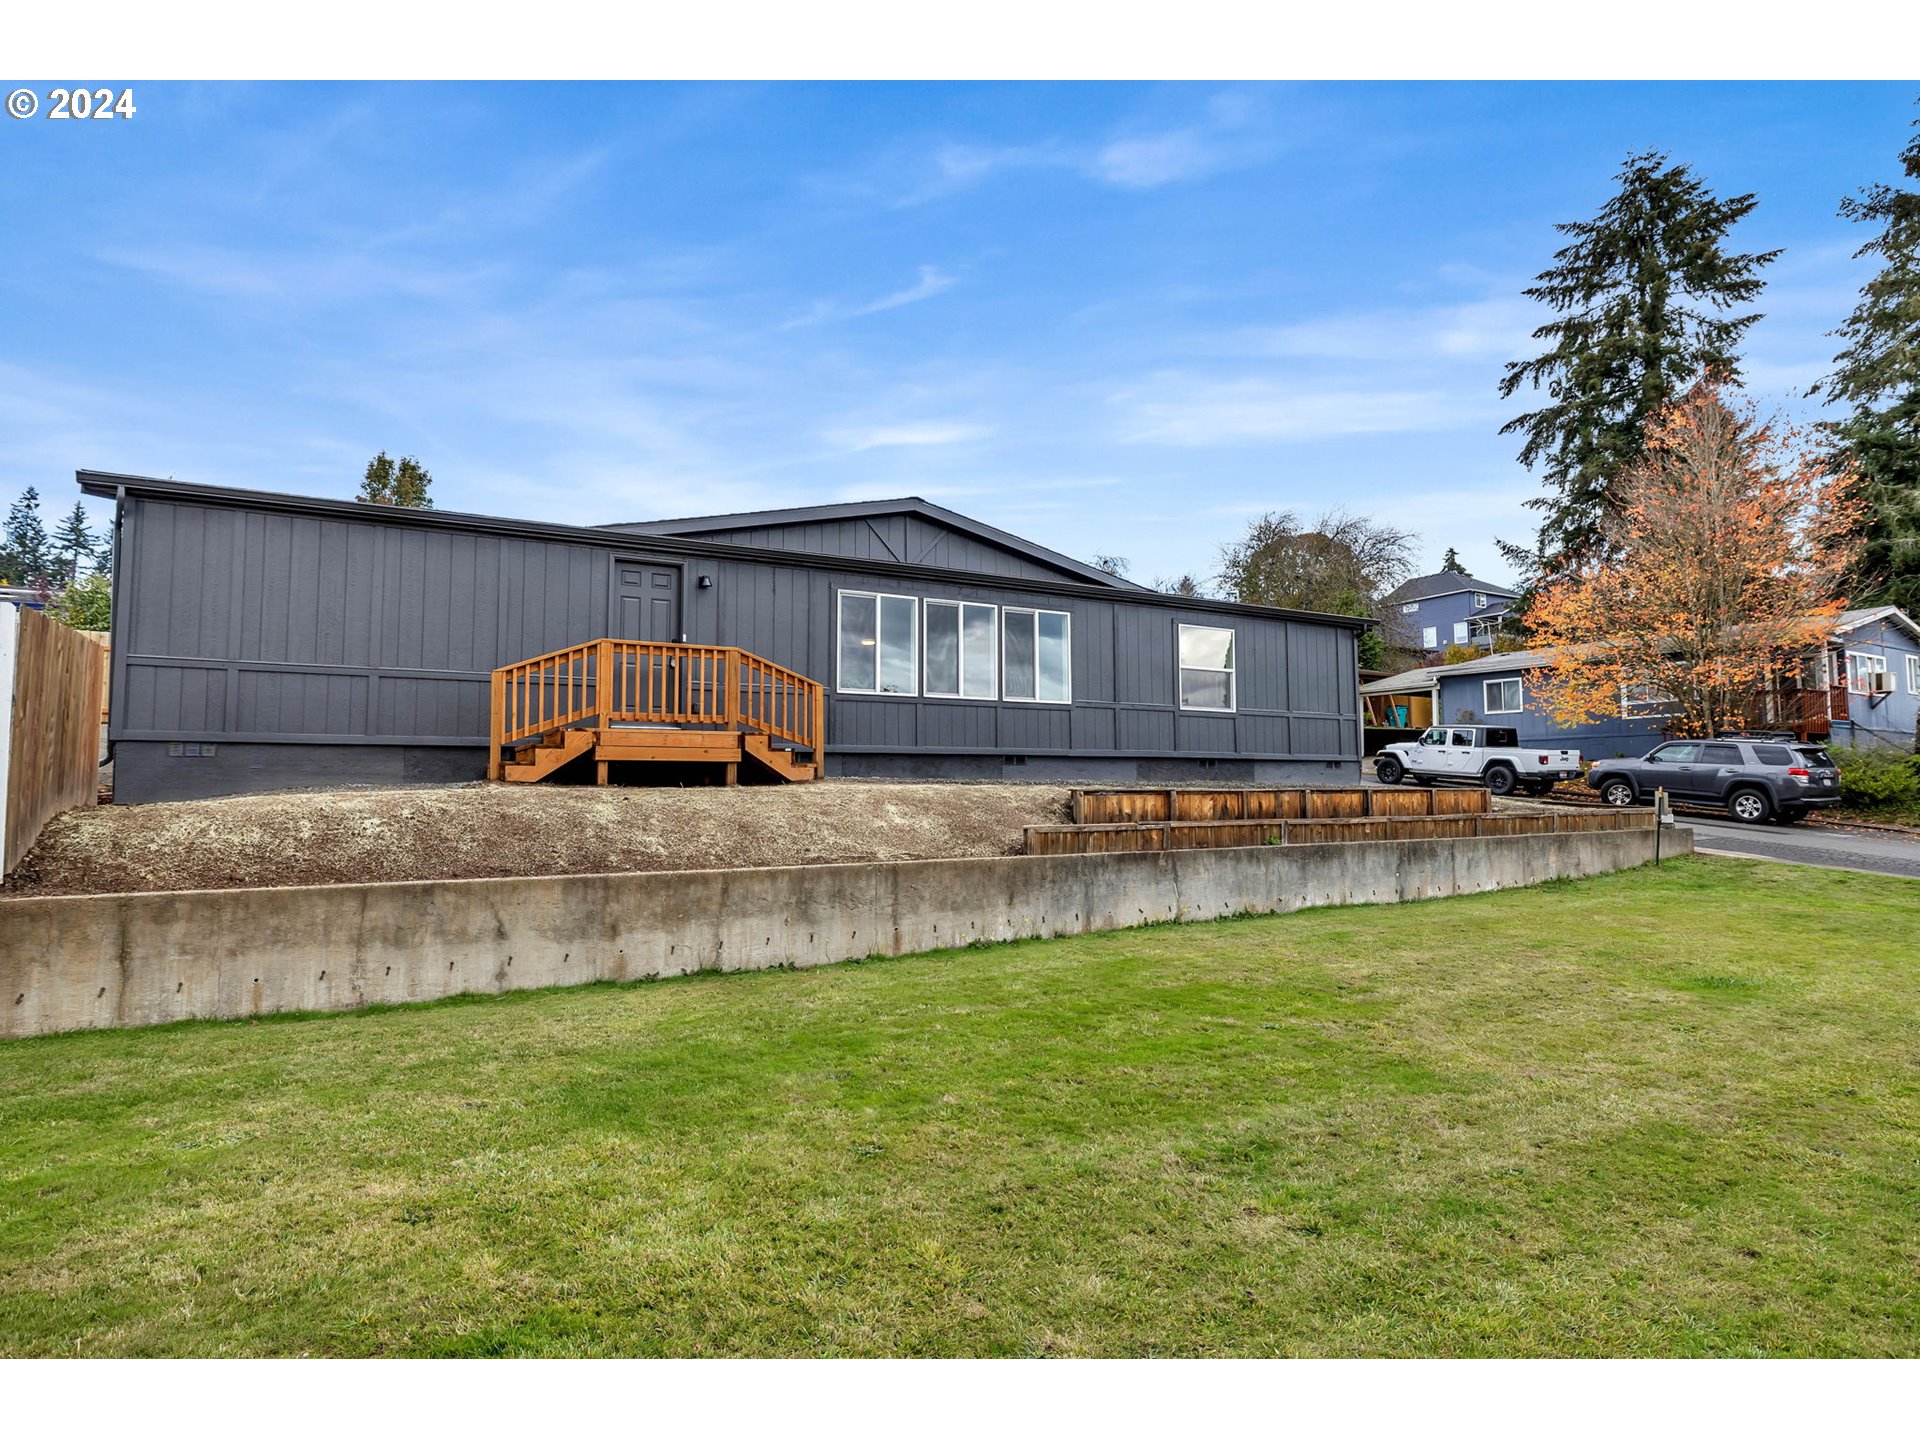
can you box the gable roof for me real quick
[1836,606,1920,644]
[1384,571,1519,605]
[601,496,1147,591]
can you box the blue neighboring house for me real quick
[1362,607,1920,758]
[1382,569,1518,660]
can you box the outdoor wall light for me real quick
[697,575,714,589]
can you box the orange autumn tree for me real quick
[1525,377,1862,738]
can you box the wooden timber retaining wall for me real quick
[1027,802,1651,856]
[3,607,108,875]
[1070,785,1490,825]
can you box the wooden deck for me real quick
[488,639,824,786]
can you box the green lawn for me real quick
[3,855,1917,1357]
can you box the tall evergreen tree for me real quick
[1500,151,1780,574]
[359,451,434,509]
[1815,103,1920,612]
[1439,547,1467,574]
[51,501,96,586]
[3,486,52,585]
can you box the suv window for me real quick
[1485,727,1518,748]
[1450,729,1476,747]
[1420,728,1447,745]
[1649,742,1701,764]
[1699,743,1744,766]
[1796,747,1835,768]
[1754,745,1795,766]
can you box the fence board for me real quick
[5,608,108,873]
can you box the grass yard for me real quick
[3,855,1917,1357]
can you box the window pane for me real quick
[1179,625,1234,671]
[1037,611,1069,702]
[925,602,959,695]
[1180,668,1231,710]
[879,595,916,693]
[961,604,996,699]
[1755,745,1793,766]
[1700,744,1742,765]
[1005,609,1036,699]
[839,593,876,691]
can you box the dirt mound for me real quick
[3,781,1073,897]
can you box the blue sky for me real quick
[2,81,1913,587]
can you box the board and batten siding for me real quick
[106,488,1362,773]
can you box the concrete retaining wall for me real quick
[0,827,1690,1039]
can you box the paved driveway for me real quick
[1680,815,1920,880]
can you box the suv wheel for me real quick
[1728,787,1774,824]
[1598,778,1637,807]
[1484,763,1518,797]
[1374,756,1404,785]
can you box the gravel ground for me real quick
[2,781,1074,898]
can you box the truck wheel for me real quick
[1484,763,1518,797]
[1728,787,1774,824]
[1374,756,1404,785]
[1598,778,1636,807]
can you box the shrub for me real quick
[1830,744,1920,816]
[1440,643,1478,665]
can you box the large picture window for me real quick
[925,600,998,700]
[837,590,918,695]
[1178,624,1235,711]
[1004,607,1071,703]
[1483,677,1523,714]
[1848,651,1888,693]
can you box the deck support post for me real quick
[487,668,505,781]
[596,760,609,787]
[724,761,738,787]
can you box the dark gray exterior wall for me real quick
[99,482,1363,803]
[607,512,1095,587]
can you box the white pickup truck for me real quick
[1372,724,1582,797]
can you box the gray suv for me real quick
[1586,737,1842,824]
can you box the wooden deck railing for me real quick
[488,639,826,779]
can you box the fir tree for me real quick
[1500,151,1780,573]
[1439,547,1467,574]
[1815,103,1920,612]
[358,451,434,508]
[3,486,52,585]
[51,501,96,586]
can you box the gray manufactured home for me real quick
[79,471,1368,803]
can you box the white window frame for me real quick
[1002,606,1072,705]
[1421,625,1438,650]
[1177,623,1237,713]
[1400,601,1420,615]
[1908,655,1920,696]
[923,599,999,701]
[1452,621,1470,645]
[835,589,919,697]
[1620,681,1680,718]
[1483,677,1523,715]
[1472,592,1489,609]
[1847,650,1888,694]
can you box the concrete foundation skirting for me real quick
[0,827,1690,1039]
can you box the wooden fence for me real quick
[3,606,109,874]
[1025,807,1652,856]
[1070,785,1490,825]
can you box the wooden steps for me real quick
[489,638,826,787]
[502,726,820,785]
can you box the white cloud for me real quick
[825,421,990,451]
[782,264,958,328]
[1113,376,1469,446]
[1222,296,1544,364]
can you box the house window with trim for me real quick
[1400,601,1420,615]
[837,590,918,695]
[1421,625,1438,650]
[1004,607,1071,703]
[1847,651,1889,693]
[1452,621,1470,645]
[924,600,998,699]
[1621,681,1680,717]
[1483,677,1523,714]
[1472,592,1489,609]
[1908,655,1920,696]
[1178,624,1235,711]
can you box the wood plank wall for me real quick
[5,608,108,874]
[1071,786,1491,825]
[1025,807,1652,856]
